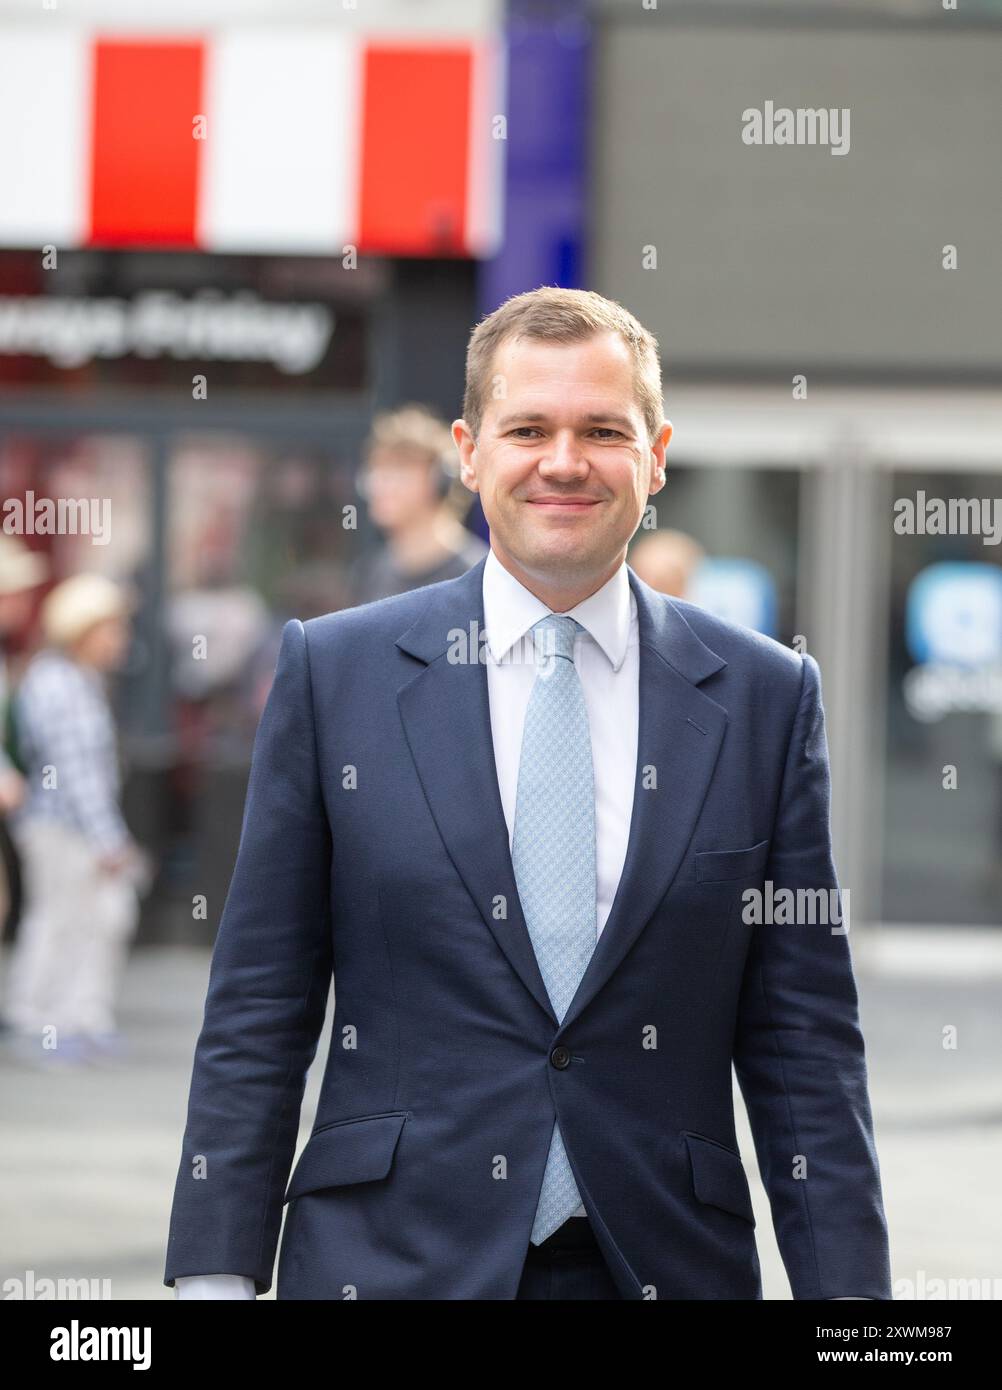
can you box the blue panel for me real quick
[906,562,1002,668]
[477,3,592,312]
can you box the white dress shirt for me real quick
[485,549,638,1220]
[483,546,639,943]
[176,550,639,1297]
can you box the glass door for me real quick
[880,467,1002,926]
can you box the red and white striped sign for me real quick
[0,26,505,257]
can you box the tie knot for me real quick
[530,614,581,663]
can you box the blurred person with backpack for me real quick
[1,573,145,1065]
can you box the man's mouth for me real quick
[526,497,602,510]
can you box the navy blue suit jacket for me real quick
[164,555,892,1299]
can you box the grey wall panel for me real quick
[590,23,1002,372]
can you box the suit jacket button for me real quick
[550,1046,571,1070]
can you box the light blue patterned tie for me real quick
[511,613,598,1245]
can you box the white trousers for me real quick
[3,818,138,1039]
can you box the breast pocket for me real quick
[694,838,770,885]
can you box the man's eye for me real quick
[507,426,623,440]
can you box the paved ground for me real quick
[1,929,1000,1300]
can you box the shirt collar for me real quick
[482,545,633,672]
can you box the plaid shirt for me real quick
[13,648,130,855]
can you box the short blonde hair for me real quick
[462,286,664,445]
[365,403,454,471]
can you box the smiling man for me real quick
[166,287,891,1301]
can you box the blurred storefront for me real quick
[1,0,999,939]
[0,0,508,937]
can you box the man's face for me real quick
[453,330,670,589]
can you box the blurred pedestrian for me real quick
[628,528,705,599]
[2,573,144,1064]
[349,403,487,604]
[0,537,49,948]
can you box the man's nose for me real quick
[537,432,589,476]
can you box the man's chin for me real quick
[510,542,603,579]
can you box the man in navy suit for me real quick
[166,287,891,1300]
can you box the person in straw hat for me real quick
[2,571,143,1064]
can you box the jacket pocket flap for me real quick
[284,1112,408,1203]
[683,1131,756,1226]
[694,838,770,884]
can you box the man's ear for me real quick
[650,420,673,494]
[452,420,479,493]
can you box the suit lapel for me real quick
[559,568,728,1030]
[394,554,729,1030]
[396,557,557,1022]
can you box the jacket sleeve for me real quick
[732,652,892,1300]
[164,618,333,1295]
